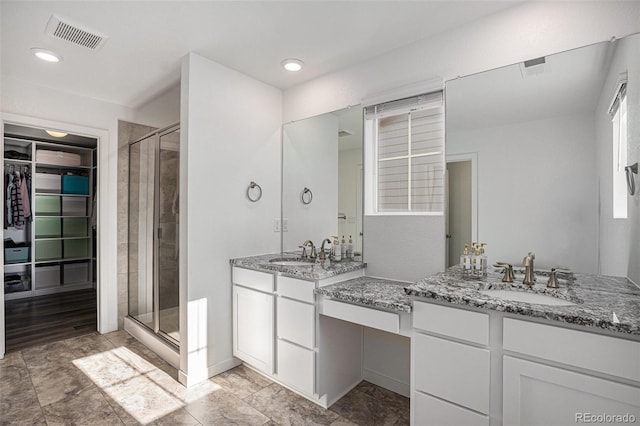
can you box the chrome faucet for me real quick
[523,252,536,286]
[300,240,317,259]
[318,238,333,261]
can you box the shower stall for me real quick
[127,124,180,351]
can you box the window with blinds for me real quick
[610,74,628,219]
[365,91,445,214]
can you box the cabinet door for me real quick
[503,356,640,426]
[233,285,274,374]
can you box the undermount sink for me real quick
[268,258,315,267]
[480,290,576,306]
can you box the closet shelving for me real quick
[4,137,96,300]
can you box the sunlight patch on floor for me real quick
[72,346,221,424]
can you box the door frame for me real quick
[445,153,478,259]
[0,113,114,358]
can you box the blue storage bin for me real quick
[61,175,89,195]
[5,247,29,264]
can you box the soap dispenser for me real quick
[341,235,347,259]
[346,235,354,260]
[479,243,488,276]
[460,244,471,274]
[471,243,483,276]
[333,236,342,261]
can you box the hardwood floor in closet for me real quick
[4,289,96,353]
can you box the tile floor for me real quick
[0,331,409,425]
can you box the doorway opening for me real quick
[3,123,98,352]
[446,154,477,268]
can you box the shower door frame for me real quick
[128,122,180,348]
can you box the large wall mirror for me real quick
[445,33,639,274]
[282,106,364,257]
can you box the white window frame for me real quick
[610,73,628,219]
[364,91,444,216]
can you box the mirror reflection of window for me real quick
[610,74,628,219]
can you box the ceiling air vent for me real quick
[519,56,548,78]
[45,14,108,50]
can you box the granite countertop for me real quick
[230,252,366,281]
[404,266,640,336]
[315,277,413,313]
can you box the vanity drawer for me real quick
[320,298,399,334]
[277,339,315,396]
[414,333,490,414]
[277,297,315,349]
[413,390,489,426]
[503,318,640,382]
[413,301,489,346]
[232,266,274,293]
[278,276,315,303]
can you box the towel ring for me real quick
[626,163,638,196]
[247,181,262,202]
[301,187,313,205]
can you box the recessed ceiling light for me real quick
[31,48,62,63]
[45,130,68,138]
[281,58,304,72]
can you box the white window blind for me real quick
[610,77,628,219]
[365,91,445,213]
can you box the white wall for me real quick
[596,33,640,282]
[283,113,338,252]
[133,83,181,129]
[363,328,410,397]
[364,215,445,282]
[283,1,640,281]
[447,113,598,273]
[180,53,282,385]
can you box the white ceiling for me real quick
[1,1,519,109]
[446,39,613,131]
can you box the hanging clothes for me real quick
[20,171,31,220]
[10,172,25,229]
[6,172,15,228]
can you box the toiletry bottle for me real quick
[472,244,483,276]
[341,235,347,259]
[346,235,354,260]
[460,244,471,274]
[479,243,488,276]
[333,236,342,261]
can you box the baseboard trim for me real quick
[363,368,410,397]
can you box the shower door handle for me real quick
[157,227,163,239]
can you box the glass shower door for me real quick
[128,135,156,331]
[128,124,180,346]
[157,128,180,343]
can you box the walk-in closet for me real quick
[3,124,98,352]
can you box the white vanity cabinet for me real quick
[411,301,491,426]
[232,263,364,406]
[232,267,275,374]
[410,299,640,426]
[502,318,640,426]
